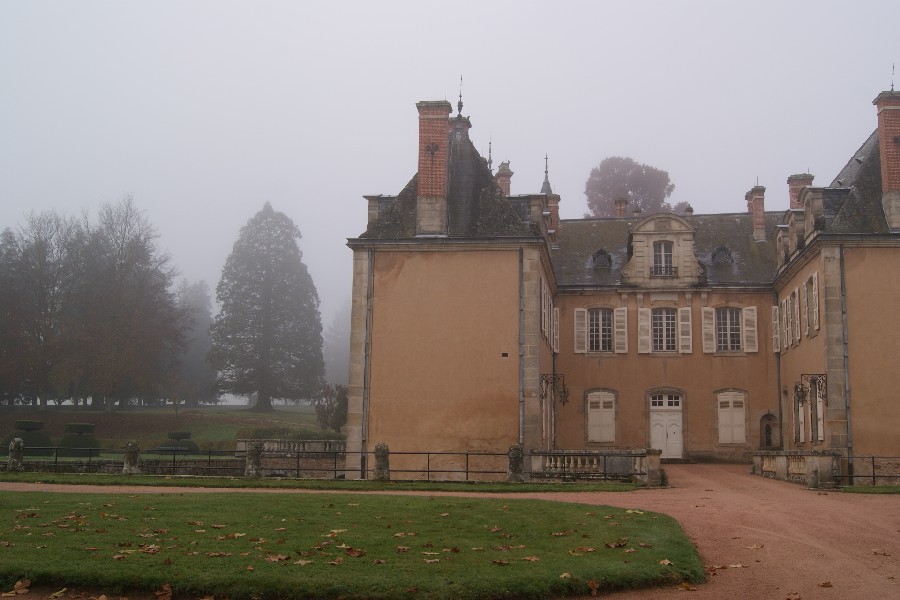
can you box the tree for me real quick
[584,156,675,217]
[210,203,324,412]
[322,300,351,386]
[315,383,348,432]
[168,280,217,407]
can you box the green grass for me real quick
[0,492,702,599]
[837,484,900,494]
[0,471,638,493]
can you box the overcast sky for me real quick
[2,1,897,323]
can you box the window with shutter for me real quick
[742,306,758,353]
[587,308,613,352]
[552,307,559,354]
[797,398,806,443]
[587,391,616,443]
[573,308,587,353]
[651,308,677,351]
[678,307,692,353]
[638,308,651,354]
[717,391,746,444]
[614,307,628,354]
[771,305,781,353]
[792,288,801,345]
[811,271,820,331]
[701,307,716,353]
[715,307,741,351]
[800,283,809,336]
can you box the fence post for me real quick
[507,444,524,483]
[122,441,141,475]
[645,449,663,486]
[373,443,390,481]
[7,438,24,472]
[245,441,263,478]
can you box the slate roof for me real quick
[552,212,781,288]
[824,129,889,234]
[359,118,532,240]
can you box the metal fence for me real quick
[361,450,508,481]
[834,455,900,486]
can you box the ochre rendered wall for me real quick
[844,247,900,456]
[366,249,521,477]
[554,290,778,460]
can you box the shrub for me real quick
[64,423,95,435]
[168,431,192,441]
[14,420,44,432]
[57,434,101,457]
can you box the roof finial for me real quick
[488,136,493,172]
[541,153,553,194]
[893,62,895,92]
[458,75,463,115]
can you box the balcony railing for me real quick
[650,265,678,277]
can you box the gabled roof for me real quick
[552,212,780,287]
[824,129,889,234]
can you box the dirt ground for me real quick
[1,463,898,599]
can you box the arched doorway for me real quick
[760,413,780,449]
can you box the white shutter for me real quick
[717,397,732,443]
[613,307,628,354]
[771,306,781,353]
[637,308,651,354]
[811,271,820,331]
[588,392,615,443]
[678,307,692,354]
[552,307,559,354]
[815,388,825,442]
[701,307,716,353]
[800,283,809,337]
[573,308,587,354]
[793,288,801,344]
[797,401,806,443]
[718,392,746,444]
[742,306,758,353]
[731,396,746,443]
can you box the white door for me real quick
[650,394,683,458]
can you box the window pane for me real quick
[715,307,742,351]
[652,308,677,351]
[588,308,613,352]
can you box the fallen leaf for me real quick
[442,546,460,553]
[439,513,450,517]
[624,548,636,553]
[574,546,596,553]
[491,559,509,566]
[551,531,572,537]
[679,582,698,591]
[625,509,644,515]
[522,556,539,561]
[112,554,126,560]
[659,559,673,565]
[639,542,653,548]
[294,559,313,565]
[728,564,748,568]
[746,544,764,550]
[422,551,439,556]
[48,589,66,599]
[818,582,833,588]
[490,526,503,532]
[329,558,344,565]
[396,546,410,553]
[206,552,231,557]
[424,558,440,564]
[245,565,254,571]
[373,559,386,564]
[560,572,572,579]
[345,547,366,558]
[471,547,484,551]
[265,554,290,562]
[587,578,600,597]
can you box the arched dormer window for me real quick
[712,246,733,264]
[591,249,612,269]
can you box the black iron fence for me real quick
[834,455,900,486]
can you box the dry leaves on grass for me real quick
[154,583,172,600]
[1,580,29,596]
[587,579,600,597]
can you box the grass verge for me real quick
[836,484,900,494]
[0,492,702,599]
[0,471,637,493]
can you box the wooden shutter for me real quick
[797,400,806,443]
[800,283,809,336]
[587,392,615,442]
[771,306,781,353]
[573,308,587,354]
[613,307,628,354]
[793,288,801,344]
[678,307,692,354]
[701,307,716,353]
[552,308,559,354]
[742,306,758,353]
[811,271,820,331]
[814,386,825,442]
[717,392,745,444]
[637,308,651,354]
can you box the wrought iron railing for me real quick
[650,265,678,277]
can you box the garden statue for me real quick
[245,441,263,477]
[122,440,141,474]
[8,438,25,472]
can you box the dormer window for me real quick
[592,249,612,269]
[652,241,676,277]
[712,246,733,264]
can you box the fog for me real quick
[2,1,897,322]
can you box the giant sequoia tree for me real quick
[210,203,324,411]
[585,156,675,217]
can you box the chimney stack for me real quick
[614,197,628,218]
[495,161,513,196]
[415,100,452,236]
[787,173,814,209]
[874,91,900,229]
[746,185,766,241]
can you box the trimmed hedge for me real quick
[14,420,44,432]
[63,423,95,435]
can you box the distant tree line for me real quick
[0,197,215,409]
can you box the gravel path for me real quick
[2,463,898,599]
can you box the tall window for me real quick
[715,307,742,351]
[717,391,746,443]
[652,241,675,276]
[652,308,677,351]
[588,308,613,352]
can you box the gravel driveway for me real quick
[1,463,897,599]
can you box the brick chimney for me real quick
[495,161,513,196]
[874,91,900,230]
[787,173,814,209]
[415,100,452,236]
[746,185,766,241]
[614,197,628,218]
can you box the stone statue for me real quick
[245,441,263,478]
[8,438,24,472]
[122,441,141,474]
[507,444,524,482]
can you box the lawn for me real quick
[0,492,703,599]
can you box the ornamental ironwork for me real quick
[794,374,827,407]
